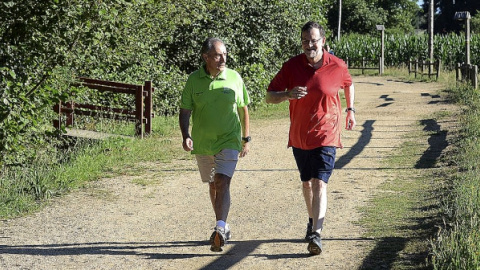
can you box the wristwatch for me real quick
[345,107,356,113]
[242,136,251,143]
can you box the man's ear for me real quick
[202,53,208,62]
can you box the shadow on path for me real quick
[0,237,375,268]
[415,119,448,169]
[335,120,375,169]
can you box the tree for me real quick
[472,12,480,34]
[327,0,420,36]
[421,0,480,33]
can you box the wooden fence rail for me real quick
[345,57,382,75]
[53,77,154,138]
[456,63,479,89]
[407,59,441,80]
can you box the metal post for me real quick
[428,0,434,62]
[337,0,342,41]
[454,11,471,65]
[376,25,385,75]
[466,15,471,65]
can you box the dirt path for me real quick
[0,76,456,269]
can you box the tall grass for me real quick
[430,83,480,269]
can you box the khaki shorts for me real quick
[195,149,239,183]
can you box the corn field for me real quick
[333,33,479,69]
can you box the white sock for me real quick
[216,220,226,229]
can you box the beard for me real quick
[304,48,319,59]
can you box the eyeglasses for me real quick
[301,39,321,46]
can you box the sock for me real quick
[216,220,226,229]
[309,218,313,225]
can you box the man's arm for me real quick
[179,108,193,151]
[344,83,356,130]
[238,105,250,157]
[265,86,308,104]
[266,91,290,104]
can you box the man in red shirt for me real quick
[266,21,356,255]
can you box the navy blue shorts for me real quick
[292,146,336,183]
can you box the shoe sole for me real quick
[308,241,322,255]
[210,231,225,252]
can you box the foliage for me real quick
[420,0,480,34]
[472,11,480,34]
[0,0,327,167]
[326,0,421,37]
[332,32,480,68]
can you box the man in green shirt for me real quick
[179,37,250,252]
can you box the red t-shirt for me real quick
[268,51,352,149]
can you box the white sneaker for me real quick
[225,223,231,240]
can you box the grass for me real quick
[354,67,460,269]
[358,128,449,269]
[428,82,480,269]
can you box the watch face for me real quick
[243,136,251,142]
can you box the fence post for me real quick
[474,65,478,89]
[66,102,74,127]
[144,80,153,135]
[135,85,144,138]
[471,65,478,89]
[53,102,62,129]
[421,60,425,77]
[415,59,419,79]
[379,57,383,75]
[362,57,366,75]
[436,60,441,80]
[456,63,461,81]
[428,59,434,79]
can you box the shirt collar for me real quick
[303,49,330,69]
[200,65,227,80]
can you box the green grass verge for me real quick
[429,83,480,270]
[358,128,448,269]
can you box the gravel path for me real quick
[0,76,456,269]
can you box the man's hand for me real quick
[345,112,356,130]
[288,86,308,100]
[182,137,193,151]
[239,141,250,157]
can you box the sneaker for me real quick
[210,226,227,252]
[225,223,232,240]
[304,223,313,242]
[307,232,322,255]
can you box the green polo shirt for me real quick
[180,66,250,155]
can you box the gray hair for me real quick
[201,37,224,55]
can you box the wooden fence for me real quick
[345,57,382,74]
[407,59,441,80]
[456,63,479,89]
[53,77,154,138]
